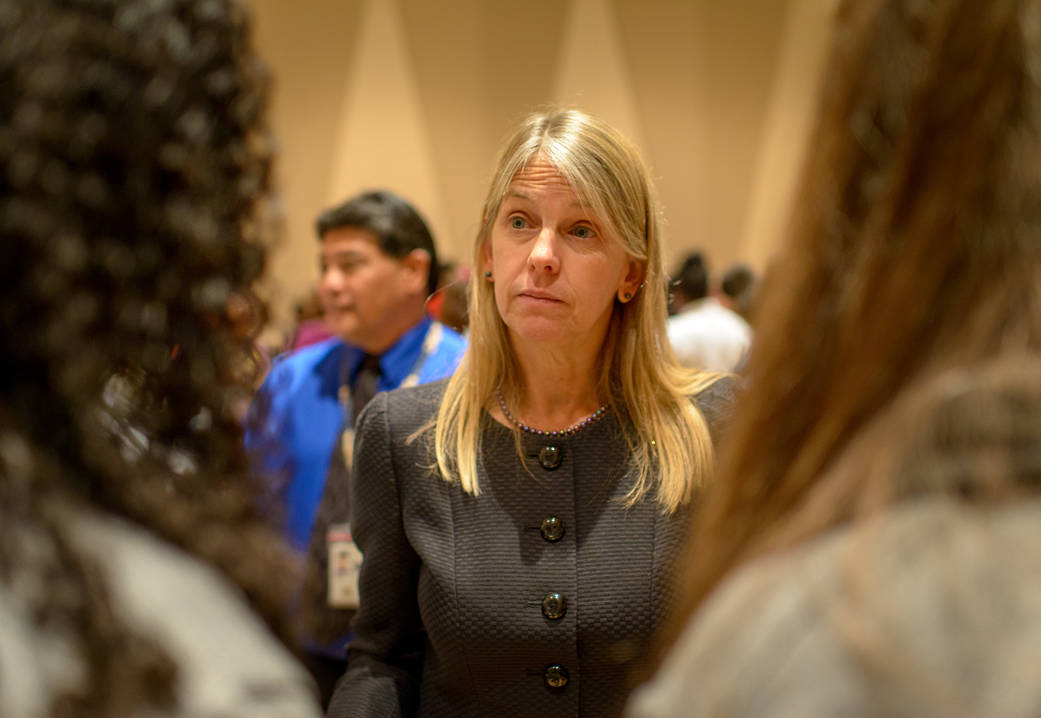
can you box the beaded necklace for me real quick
[495,388,608,437]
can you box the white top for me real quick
[0,507,322,718]
[667,298,751,372]
[626,499,1041,718]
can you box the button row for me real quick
[544,664,569,688]
[540,516,564,542]
[541,592,566,620]
[538,445,561,470]
[536,462,566,690]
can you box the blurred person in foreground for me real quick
[628,1,1041,716]
[0,0,320,716]
[245,190,466,704]
[667,251,751,372]
[327,109,734,718]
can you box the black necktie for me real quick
[303,353,384,643]
[351,353,382,423]
[319,354,381,520]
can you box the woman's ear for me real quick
[480,240,493,277]
[617,258,646,302]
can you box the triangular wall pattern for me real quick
[400,0,568,259]
[250,0,828,332]
[327,0,450,248]
[738,0,834,266]
[552,0,646,152]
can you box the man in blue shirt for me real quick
[245,190,466,703]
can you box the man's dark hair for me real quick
[721,262,755,301]
[316,190,440,296]
[673,251,709,302]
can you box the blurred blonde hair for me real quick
[432,109,720,512]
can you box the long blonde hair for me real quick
[432,109,720,512]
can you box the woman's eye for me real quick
[509,216,527,229]
[572,225,596,239]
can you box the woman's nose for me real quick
[528,228,560,274]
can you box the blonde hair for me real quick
[432,109,720,512]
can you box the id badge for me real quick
[327,521,362,609]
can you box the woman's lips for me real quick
[517,291,562,303]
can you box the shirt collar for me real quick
[344,315,432,390]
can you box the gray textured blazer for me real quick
[327,377,734,718]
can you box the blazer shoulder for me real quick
[695,374,738,409]
[693,374,740,445]
[387,376,448,413]
[360,378,447,438]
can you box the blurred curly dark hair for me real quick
[0,0,294,715]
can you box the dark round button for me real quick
[540,516,565,542]
[542,592,567,620]
[544,664,569,689]
[538,445,561,470]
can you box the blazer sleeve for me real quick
[326,392,425,718]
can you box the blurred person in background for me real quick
[283,289,334,355]
[0,0,320,716]
[717,261,759,325]
[667,251,751,372]
[327,109,734,718]
[427,260,472,335]
[245,189,466,705]
[628,0,1041,716]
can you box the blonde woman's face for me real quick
[482,159,642,350]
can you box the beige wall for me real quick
[250,0,833,331]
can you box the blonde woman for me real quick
[327,109,733,718]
